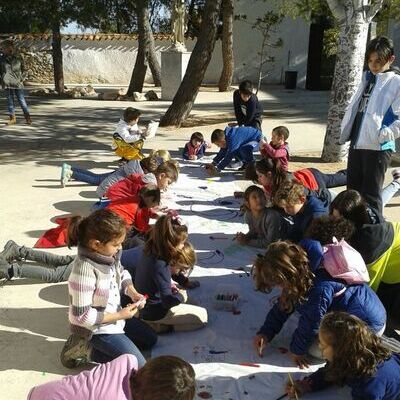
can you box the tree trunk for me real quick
[218,0,234,92]
[160,0,223,127]
[321,0,384,161]
[148,31,162,86]
[127,0,151,95]
[51,21,64,95]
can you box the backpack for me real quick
[323,237,370,284]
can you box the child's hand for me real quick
[253,334,268,357]
[171,284,180,294]
[189,155,197,160]
[235,232,248,245]
[234,191,244,198]
[285,379,311,398]
[118,304,139,320]
[290,352,310,369]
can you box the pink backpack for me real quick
[323,237,370,284]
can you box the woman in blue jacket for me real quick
[252,240,386,369]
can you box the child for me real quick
[286,312,400,399]
[105,161,179,201]
[233,80,263,130]
[112,107,148,163]
[106,185,160,241]
[340,36,400,216]
[260,126,290,171]
[0,39,31,125]
[206,126,262,173]
[252,241,386,369]
[60,150,170,191]
[330,190,400,314]
[235,185,290,248]
[61,209,157,369]
[183,131,209,160]
[274,180,329,242]
[249,158,347,200]
[121,241,200,290]
[28,353,196,400]
[130,215,208,332]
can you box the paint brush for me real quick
[288,373,299,400]
[258,337,264,357]
[274,394,288,400]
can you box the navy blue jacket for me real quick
[233,89,263,127]
[182,141,207,160]
[213,126,262,171]
[287,192,329,242]
[258,239,386,355]
[121,246,184,320]
[308,353,400,399]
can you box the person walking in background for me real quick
[0,39,31,125]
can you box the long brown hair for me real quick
[67,209,127,248]
[130,355,196,400]
[255,157,288,197]
[144,215,188,263]
[252,241,314,313]
[320,312,391,385]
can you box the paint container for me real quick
[213,283,240,311]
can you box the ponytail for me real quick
[66,209,127,249]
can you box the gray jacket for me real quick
[0,53,25,89]
[244,207,290,248]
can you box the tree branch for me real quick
[326,0,346,24]
[366,0,385,20]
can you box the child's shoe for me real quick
[60,334,92,368]
[0,240,21,263]
[0,259,13,281]
[392,168,400,182]
[60,163,73,187]
[117,158,128,167]
[24,113,32,125]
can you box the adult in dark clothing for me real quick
[233,80,263,131]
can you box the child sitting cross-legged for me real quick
[126,215,208,333]
[286,312,400,400]
[28,354,196,400]
[182,131,210,160]
[61,209,157,369]
[252,240,386,369]
[205,125,262,173]
[235,185,290,248]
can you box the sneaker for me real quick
[60,163,73,187]
[0,240,21,263]
[392,169,400,182]
[230,161,243,169]
[0,259,12,280]
[60,334,91,368]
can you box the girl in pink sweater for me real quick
[28,354,196,400]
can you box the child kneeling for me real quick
[28,354,196,400]
[130,215,208,333]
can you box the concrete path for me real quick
[0,85,399,399]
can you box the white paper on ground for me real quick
[152,161,351,400]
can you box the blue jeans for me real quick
[6,88,29,115]
[71,167,114,186]
[90,317,157,368]
[236,141,259,164]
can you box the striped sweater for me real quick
[68,246,133,338]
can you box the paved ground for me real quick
[0,84,399,399]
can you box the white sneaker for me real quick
[230,161,243,169]
[60,163,73,187]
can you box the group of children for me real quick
[2,35,400,400]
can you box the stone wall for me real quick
[22,50,53,84]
